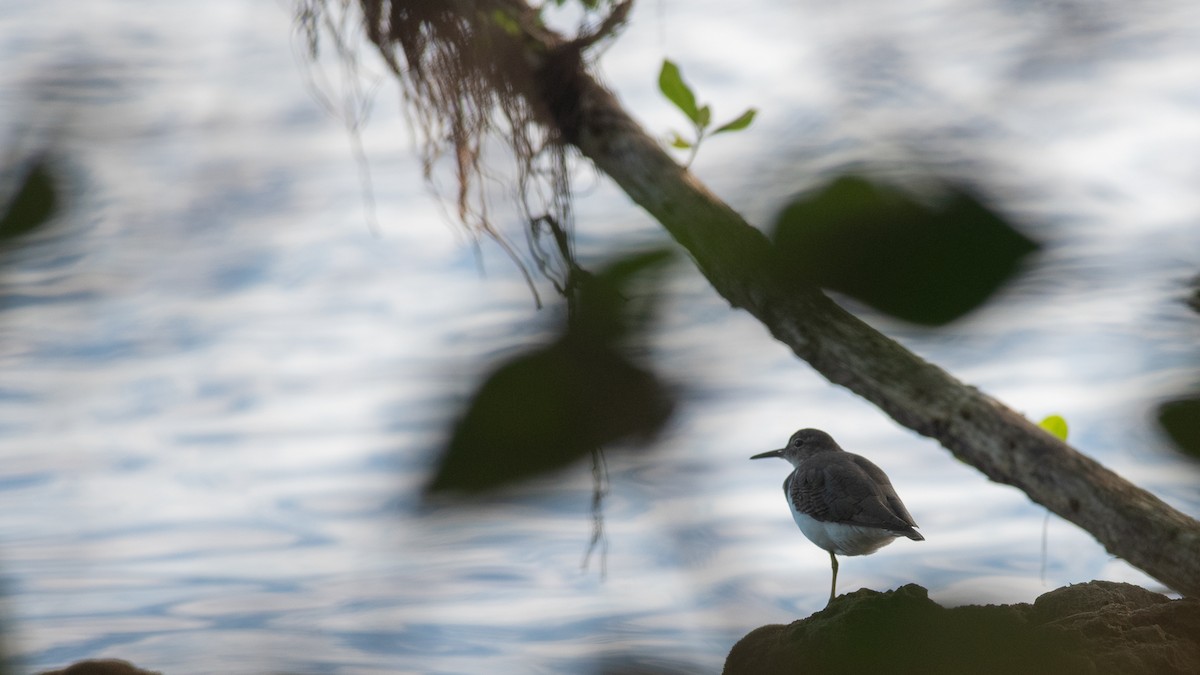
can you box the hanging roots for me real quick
[296,0,632,299]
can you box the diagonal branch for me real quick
[355,0,1200,596]
[554,41,1200,598]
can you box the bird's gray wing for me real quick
[848,454,920,528]
[794,454,921,536]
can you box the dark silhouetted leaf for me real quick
[771,175,1039,325]
[1,157,59,242]
[427,339,673,494]
[573,247,674,345]
[1158,395,1200,460]
[427,249,677,494]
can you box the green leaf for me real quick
[427,248,676,495]
[1159,395,1200,459]
[669,132,693,149]
[489,9,522,36]
[696,104,711,129]
[658,59,700,123]
[713,107,757,134]
[1038,415,1069,441]
[1,157,59,242]
[771,175,1039,325]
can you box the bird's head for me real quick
[750,428,842,467]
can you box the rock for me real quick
[724,581,1200,675]
[36,658,162,675]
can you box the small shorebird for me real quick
[751,428,923,605]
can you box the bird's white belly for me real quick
[791,509,899,557]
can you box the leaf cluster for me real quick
[658,59,756,167]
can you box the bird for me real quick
[751,428,923,605]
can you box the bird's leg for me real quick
[828,551,838,605]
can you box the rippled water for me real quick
[2,1,1199,673]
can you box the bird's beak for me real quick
[750,449,784,460]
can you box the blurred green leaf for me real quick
[669,133,693,149]
[658,59,700,123]
[1158,395,1200,460]
[489,8,522,36]
[573,247,675,346]
[771,175,1039,325]
[0,157,59,242]
[696,104,711,129]
[427,249,677,495]
[713,108,757,134]
[1038,415,1069,441]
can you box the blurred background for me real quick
[2,0,1199,673]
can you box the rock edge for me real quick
[724,581,1200,675]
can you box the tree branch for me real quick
[354,0,1200,596]
[523,5,1200,597]
[558,51,1200,597]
